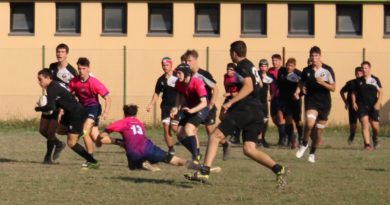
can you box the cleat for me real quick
[296,144,308,158]
[52,142,66,161]
[81,161,88,168]
[82,161,100,170]
[168,147,175,155]
[373,140,380,149]
[347,136,354,145]
[308,154,316,163]
[141,161,160,172]
[364,145,373,151]
[43,156,53,164]
[222,141,231,161]
[186,160,202,170]
[184,171,209,183]
[261,139,270,148]
[210,166,222,173]
[276,166,289,188]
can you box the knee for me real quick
[243,144,255,157]
[67,139,76,148]
[184,127,195,136]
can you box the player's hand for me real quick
[99,112,108,120]
[353,103,358,111]
[374,103,381,111]
[170,107,178,119]
[222,102,232,114]
[302,86,307,95]
[95,136,103,148]
[182,107,193,114]
[316,77,325,85]
[293,92,300,100]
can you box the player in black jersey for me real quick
[352,61,383,150]
[295,46,336,163]
[147,57,178,155]
[184,50,231,161]
[340,67,363,145]
[184,41,288,187]
[39,43,77,164]
[277,58,302,149]
[36,69,99,169]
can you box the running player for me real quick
[146,57,178,155]
[184,41,288,188]
[36,69,99,169]
[39,43,77,164]
[171,63,209,162]
[68,57,111,163]
[277,58,302,149]
[352,61,383,150]
[295,46,336,163]
[340,66,363,145]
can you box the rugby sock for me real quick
[309,147,317,154]
[200,165,210,175]
[180,137,198,160]
[297,124,303,141]
[71,143,97,163]
[53,138,63,147]
[113,138,124,146]
[271,164,283,174]
[302,140,308,147]
[45,140,55,158]
[285,124,293,144]
[278,124,286,145]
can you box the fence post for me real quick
[362,48,366,61]
[153,103,157,127]
[123,45,127,106]
[282,47,286,65]
[206,46,209,71]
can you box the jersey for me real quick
[175,77,208,108]
[340,79,357,107]
[301,64,335,108]
[353,75,382,107]
[259,72,274,104]
[193,69,216,100]
[69,76,109,107]
[154,73,177,108]
[49,62,77,89]
[277,68,302,101]
[105,117,154,161]
[267,67,283,99]
[223,73,240,94]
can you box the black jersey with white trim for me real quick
[49,62,77,89]
[340,79,356,107]
[354,75,382,107]
[301,64,335,107]
[155,73,178,107]
[193,69,217,100]
[36,81,83,114]
[277,68,302,101]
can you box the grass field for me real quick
[0,126,389,205]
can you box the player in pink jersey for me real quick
[69,57,111,165]
[170,63,209,162]
[96,104,197,171]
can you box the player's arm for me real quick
[146,93,159,112]
[351,91,358,111]
[96,131,123,147]
[340,84,348,109]
[294,82,303,100]
[170,94,184,118]
[374,87,383,111]
[209,84,219,109]
[183,97,207,114]
[316,79,336,92]
[35,87,57,112]
[100,94,111,120]
[222,77,253,112]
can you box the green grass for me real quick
[0,128,389,205]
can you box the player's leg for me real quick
[308,119,326,163]
[162,122,175,154]
[347,108,358,145]
[39,117,54,163]
[276,109,287,146]
[82,118,95,154]
[359,114,371,150]
[296,109,318,158]
[369,109,380,149]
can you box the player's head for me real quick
[37,68,53,88]
[271,54,282,68]
[184,50,199,72]
[176,63,191,82]
[77,57,90,78]
[230,40,247,63]
[161,57,173,73]
[286,58,296,72]
[259,59,269,72]
[309,46,321,66]
[361,61,371,76]
[354,66,363,78]
[180,54,187,63]
[56,43,69,62]
[226,63,236,76]
[123,104,138,117]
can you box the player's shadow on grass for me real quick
[0,157,41,164]
[114,176,193,188]
[365,168,386,172]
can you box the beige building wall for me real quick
[0,1,389,125]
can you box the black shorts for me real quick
[280,99,302,121]
[304,100,331,121]
[218,105,263,143]
[270,98,280,117]
[41,109,59,120]
[178,107,209,127]
[203,106,217,125]
[357,105,380,122]
[84,104,102,126]
[161,105,174,124]
[260,102,269,120]
[348,107,358,124]
[60,108,86,135]
[292,99,302,122]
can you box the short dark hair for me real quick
[230,40,247,57]
[184,49,199,59]
[227,63,236,70]
[361,61,371,67]
[38,68,53,79]
[286,58,296,66]
[271,54,282,60]
[309,46,321,55]
[123,104,138,117]
[56,43,69,53]
[180,54,187,62]
[77,57,90,67]
[355,66,363,73]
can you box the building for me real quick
[0,0,389,125]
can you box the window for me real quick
[241,4,266,35]
[10,3,34,33]
[336,5,362,36]
[195,4,220,35]
[148,3,173,34]
[288,4,314,35]
[384,5,390,35]
[56,3,81,34]
[102,3,127,34]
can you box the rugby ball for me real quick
[37,95,53,115]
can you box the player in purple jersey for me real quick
[170,63,209,162]
[39,43,75,164]
[69,57,111,165]
[96,104,198,171]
